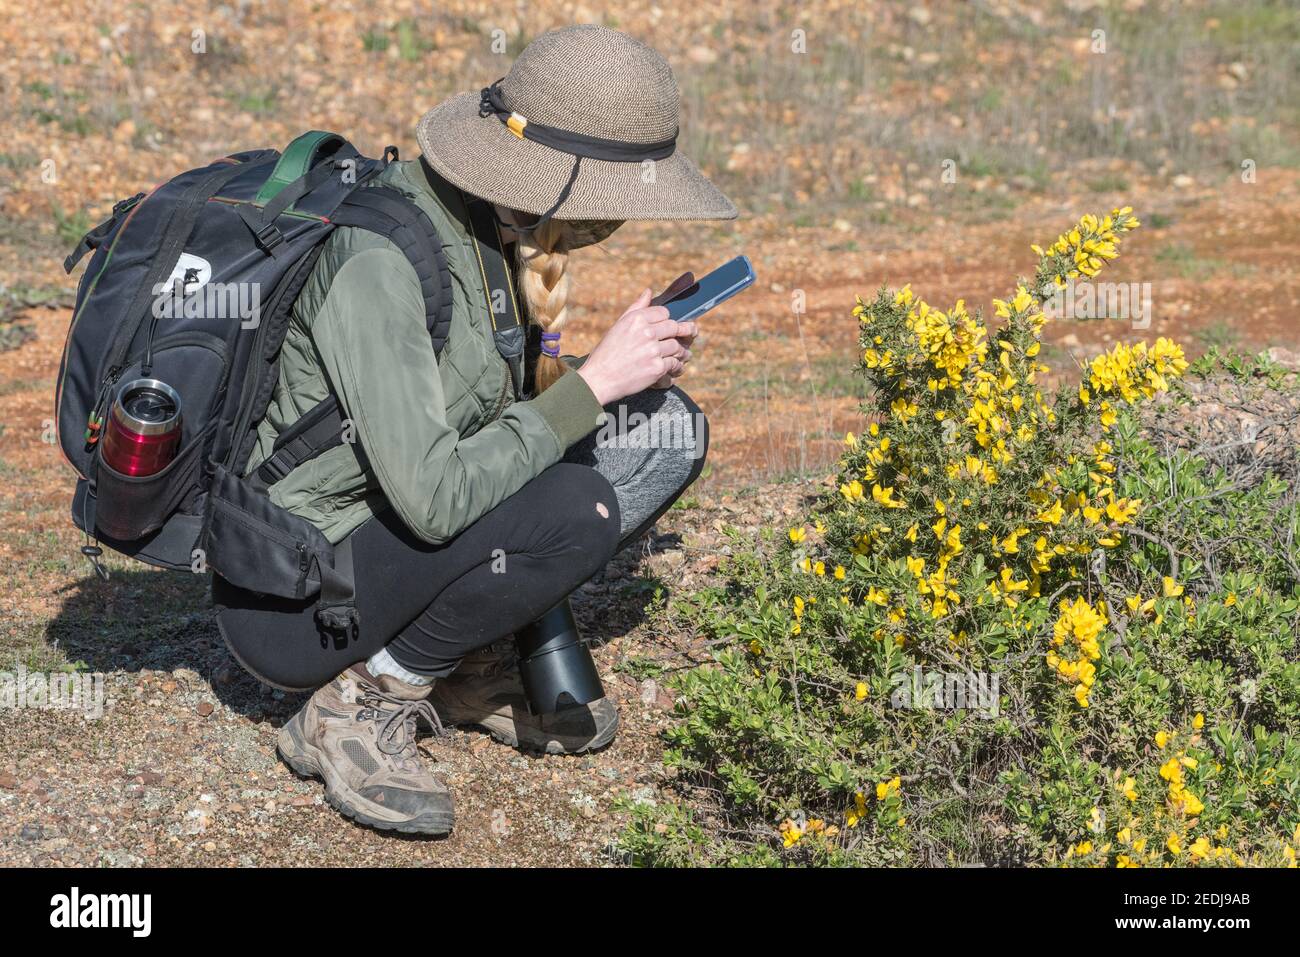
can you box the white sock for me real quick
[366,646,436,686]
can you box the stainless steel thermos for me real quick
[99,378,183,477]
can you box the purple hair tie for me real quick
[540,331,562,358]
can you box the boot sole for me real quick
[277,715,455,837]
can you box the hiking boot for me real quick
[277,664,455,836]
[429,641,618,755]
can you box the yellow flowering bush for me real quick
[619,210,1300,868]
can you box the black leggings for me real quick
[215,389,707,691]
[215,465,621,690]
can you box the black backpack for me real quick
[56,131,524,636]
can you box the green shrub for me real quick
[621,212,1300,867]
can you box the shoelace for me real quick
[362,690,447,758]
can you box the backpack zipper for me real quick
[84,331,227,447]
[223,245,325,471]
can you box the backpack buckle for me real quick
[253,223,284,252]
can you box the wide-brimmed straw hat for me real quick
[416,24,737,223]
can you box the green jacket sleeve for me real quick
[309,246,604,544]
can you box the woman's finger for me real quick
[645,317,695,341]
[654,337,688,359]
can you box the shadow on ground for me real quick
[41,535,666,721]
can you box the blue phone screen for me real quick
[664,256,756,322]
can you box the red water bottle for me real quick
[100,378,183,477]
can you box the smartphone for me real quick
[663,255,756,322]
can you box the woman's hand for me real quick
[649,272,696,389]
[576,284,697,406]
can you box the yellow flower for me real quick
[1000,527,1029,553]
[1037,500,1065,525]
[846,791,868,828]
[1162,576,1184,598]
[1155,730,1169,750]
[833,565,846,580]
[1121,777,1138,802]
[788,527,806,544]
[872,484,905,509]
[855,682,868,702]
[780,818,805,848]
[876,776,901,801]
[1189,837,1211,860]
[1167,833,1182,855]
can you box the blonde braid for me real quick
[515,219,573,394]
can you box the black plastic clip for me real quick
[254,223,284,253]
[81,544,110,582]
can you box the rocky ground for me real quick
[0,420,819,866]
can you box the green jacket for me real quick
[246,160,604,544]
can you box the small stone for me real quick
[0,773,18,789]
[196,701,214,717]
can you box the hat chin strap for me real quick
[525,157,582,234]
[478,79,676,228]
[503,156,583,234]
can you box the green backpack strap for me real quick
[255,131,347,205]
